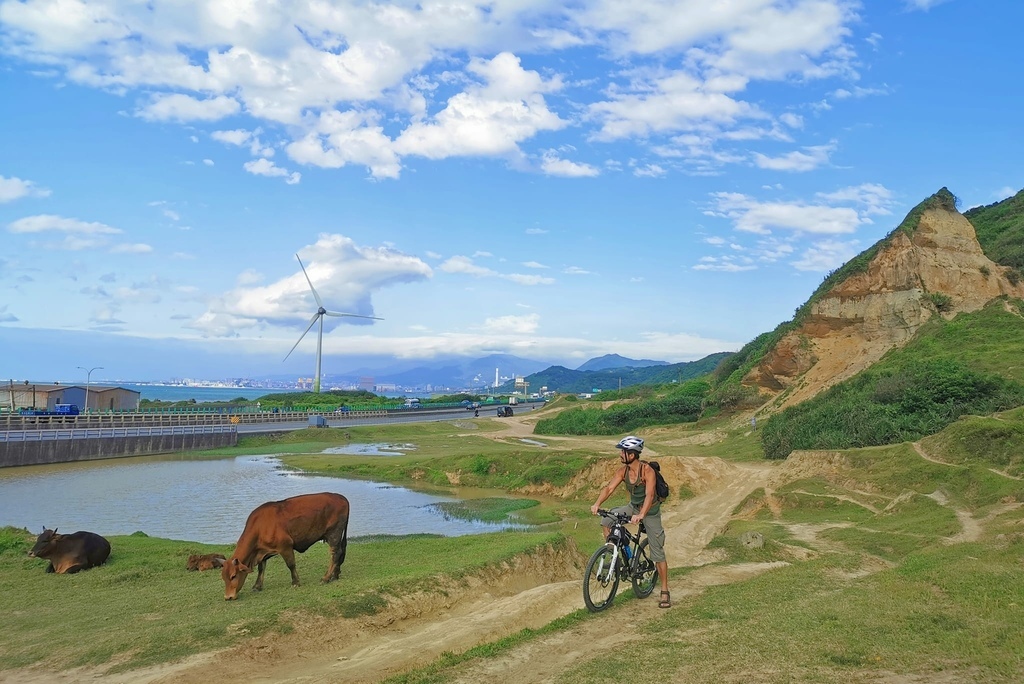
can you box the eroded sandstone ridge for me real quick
[746,189,1024,409]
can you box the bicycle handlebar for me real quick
[596,508,631,523]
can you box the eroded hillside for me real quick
[746,189,1024,410]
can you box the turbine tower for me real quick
[284,254,383,393]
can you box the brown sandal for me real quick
[659,590,671,608]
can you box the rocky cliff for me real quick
[745,189,1024,409]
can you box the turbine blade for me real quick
[295,254,324,309]
[284,312,320,361]
[323,311,384,321]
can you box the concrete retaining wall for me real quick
[0,431,237,468]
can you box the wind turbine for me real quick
[284,254,383,393]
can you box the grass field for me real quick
[3,402,1024,681]
[0,527,567,672]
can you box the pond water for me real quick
[322,443,417,456]
[0,455,518,545]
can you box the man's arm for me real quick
[591,467,626,514]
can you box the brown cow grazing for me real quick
[186,553,226,571]
[28,528,111,574]
[221,492,350,600]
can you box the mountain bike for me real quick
[583,509,659,612]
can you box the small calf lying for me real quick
[186,553,227,571]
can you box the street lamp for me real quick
[77,366,103,414]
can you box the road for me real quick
[235,404,536,434]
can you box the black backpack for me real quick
[644,460,670,501]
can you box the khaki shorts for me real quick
[601,504,666,563]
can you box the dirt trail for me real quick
[7,415,779,684]
[137,458,773,684]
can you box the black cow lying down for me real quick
[28,528,111,574]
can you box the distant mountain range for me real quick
[495,352,732,394]
[342,353,552,389]
[574,354,669,372]
[319,352,727,393]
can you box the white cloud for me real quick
[394,53,566,163]
[831,85,890,99]
[633,164,667,178]
[203,159,214,166]
[212,129,275,157]
[0,0,867,186]
[190,233,431,337]
[540,151,600,177]
[506,273,556,285]
[136,94,240,122]
[692,255,757,272]
[752,142,835,172]
[563,266,591,275]
[904,0,951,10]
[243,158,301,184]
[707,192,863,235]
[589,70,760,141]
[791,239,860,271]
[286,110,401,180]
[110,243,153,254]
[439,255,555,285]
[522,261,548,269]
[779,112,804,129]
[0,175,51,202]
[481,313,540,334]
[7,214,122,235]
[439,255,497,278]
[525,228,548,235]
[816,183,896,215]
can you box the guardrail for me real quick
[0,400,544,432]
[0,424,236,443]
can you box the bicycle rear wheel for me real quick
[583,544,620,612]
[630,538,659,599]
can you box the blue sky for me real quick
[2,0,1022,383]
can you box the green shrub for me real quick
[927,292,953,312]
[761,359,1024,460]
[534,380,710,435]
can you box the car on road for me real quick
[496,406,513,417]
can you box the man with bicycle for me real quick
[591,435,671,608]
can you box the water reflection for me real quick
[0,455,517,545]
[321,443,417,456]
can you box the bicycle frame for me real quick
[599,511,646,579]
[584,509,658,612]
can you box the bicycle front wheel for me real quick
[583,544,620,612]
[630,538,659,599]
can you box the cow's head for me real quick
[28,528,60,558]
[221,558,251,600]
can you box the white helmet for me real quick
[615,436,644,453]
